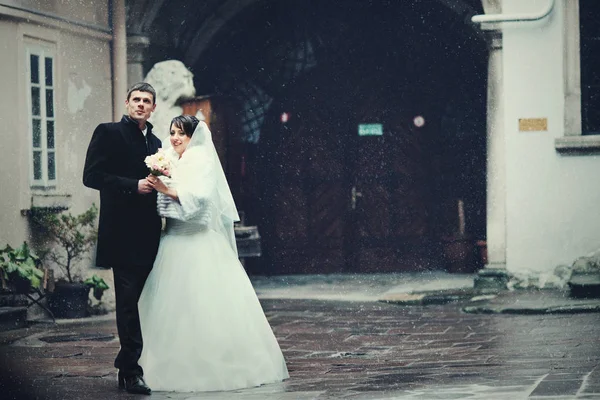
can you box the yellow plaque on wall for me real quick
[518,118,548,132]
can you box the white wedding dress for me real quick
[137,122,288,392]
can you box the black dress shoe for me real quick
[118,373,151,395]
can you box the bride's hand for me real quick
[147,174,159,185]
[147,175,168,194]
[147,174,178,200]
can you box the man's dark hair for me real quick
[126,82,156,104]
[171,115,200,137]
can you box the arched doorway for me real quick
[142,0,489,274]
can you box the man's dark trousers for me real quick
[113,264,153,377]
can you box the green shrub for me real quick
[31,204,98,283]
[0,242,44,292]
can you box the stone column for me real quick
[475,0,509,289]
[127,35,150,87]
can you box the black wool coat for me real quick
[83,116,162,269]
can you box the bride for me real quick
[138,115,289,392]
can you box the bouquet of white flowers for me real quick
[144,149,172,177]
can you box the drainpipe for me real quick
[112,0,127,122]
[471,0,555,24]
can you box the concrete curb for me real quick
[379,288,600,315]
[463,302,600,314]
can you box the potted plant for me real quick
[0,242,45,295]
[31,204,108,318]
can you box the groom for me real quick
[83,82,162,395]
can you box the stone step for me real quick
[569,274,600,299]
[0,292,28,307]
[0,307,28,332]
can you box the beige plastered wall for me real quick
[0,1,113,292]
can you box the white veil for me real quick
[160,120,240,255]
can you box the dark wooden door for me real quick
[347,106,435,272]
[258,73,439,273]
[259,96,349,273]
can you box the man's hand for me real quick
[138,179,153,194]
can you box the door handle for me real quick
[351,186,363,210]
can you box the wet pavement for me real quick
[1,273,599,399]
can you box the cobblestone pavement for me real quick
[1,295,599,399]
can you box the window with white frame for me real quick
[555,0,600,152]
[27,42,56,187]
[579,0,600,135]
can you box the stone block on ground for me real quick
[566,247,600,298]
[569,274,600,299]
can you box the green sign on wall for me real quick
[358,123,383,136]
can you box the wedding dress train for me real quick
[138,219,289,392]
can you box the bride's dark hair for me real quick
[170,115,200,137]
